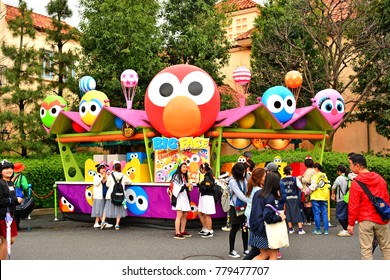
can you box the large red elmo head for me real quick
[145,64,220,137]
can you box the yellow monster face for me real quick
[79,90,110,126]
[85,185,93,206]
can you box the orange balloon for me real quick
[285,70,302,89]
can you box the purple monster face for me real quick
[314,89,345,125]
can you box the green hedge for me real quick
[2,150,389,209]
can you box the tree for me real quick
[0,0,50,157]
[350,0,390,139]
[78,0,165,108]
[250,0,390,150]
[160,0,232,85]
[45,0,80,98]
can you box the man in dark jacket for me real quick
[347,154,390,260]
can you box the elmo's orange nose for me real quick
[163,96,201,137]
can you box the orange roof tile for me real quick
[216,0,258,12]
[5,4,72,32]
[235,27,254,41]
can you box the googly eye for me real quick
[67,202,74,212]
[265,94,284,114]
[49,105,63,117]
[335,99,345,113]
[85,188,93,199]
[135,195,148,212]
[88,170,96,177]
[40,108,47,119]
[180,71,215,105]
[283,95,296,114]
[319,99,334,113]
[79,100,88,117]
[190,204,198,213]
[147,72,180,107]
[191,154,200,163]
[126,189,137,204]
[87,99,103,116]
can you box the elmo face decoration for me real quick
[145,64,220,138]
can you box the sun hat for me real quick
[265,162,279,172]
[243,151,252,158]
[14,162,26,173]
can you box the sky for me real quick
[3,0,80,27]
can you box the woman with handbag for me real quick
[0,160,23,260]
[228,162,249,258]
[249,172,287,260]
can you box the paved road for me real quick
[9,209,386,260]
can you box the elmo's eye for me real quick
[147,72,180,107]
[181,71,214,105]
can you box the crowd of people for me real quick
[2,150,388,261]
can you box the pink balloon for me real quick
[121,69,139,88]
[233,66,251,85]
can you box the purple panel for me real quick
[56,182,227,220]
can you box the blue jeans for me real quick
[311,200,328,231]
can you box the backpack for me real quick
[316,174,330,190]
[110,173,125,206]
[213,180,223,203]
[342,176,351,203]
[167,181,177,207]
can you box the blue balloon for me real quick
[115,117,124,129]
[79,76,96,95]
[262,86,296,123]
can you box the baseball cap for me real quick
[112,160,121,165]
[265,162,279,172]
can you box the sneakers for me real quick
[324,230,329,235]
[243,250,250,256]
[288,228,295,234]
[101,221,113,229]
[201,232,213,238]
[338,230,351,237]
[93,223,101,228]
[222,226,231,232]
[312,229,322,235]
[180,231,192,238]
[174,233,185,239]
[115,225,120,231]
[198,229,206,235]
[298,229,306,235]
[228,250,240,258]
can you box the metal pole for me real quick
[27,184,32,220]
[53,183,58,221]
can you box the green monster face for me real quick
[40,95,68,128]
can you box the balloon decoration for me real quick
[40,95,68,129]
[115,117,125,129]
[237,112,255,129]
[72,121,86,133]
[284,70,302,101]
[313,89,345,126]
[267,139,291,150]
[121,69,139,109]
[251,138,268,149]
[225,138,252,150]
[262,86,296,123]
[233,66,251,85]
[232,66,251,106]
[79,90,110,126]
[79,76,96,97]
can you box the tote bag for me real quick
[264,204,289,249]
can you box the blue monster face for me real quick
[262,86,296,123]
[125,186,149,215]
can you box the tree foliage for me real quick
[78,0,165,109]
[160,0,232,85]
[45,0,80,98]
[250,0,390,148]
[0,0,51,157]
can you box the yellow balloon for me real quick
[237,112,255,129]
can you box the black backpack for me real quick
[111,173,125,206]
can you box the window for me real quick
[43,50,54,79]
[0,65,6,86]
[65,65,75,80]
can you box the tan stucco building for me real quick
[219,0,389,154]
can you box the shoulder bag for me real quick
[264,204,289,249]
[356,180,390,221]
